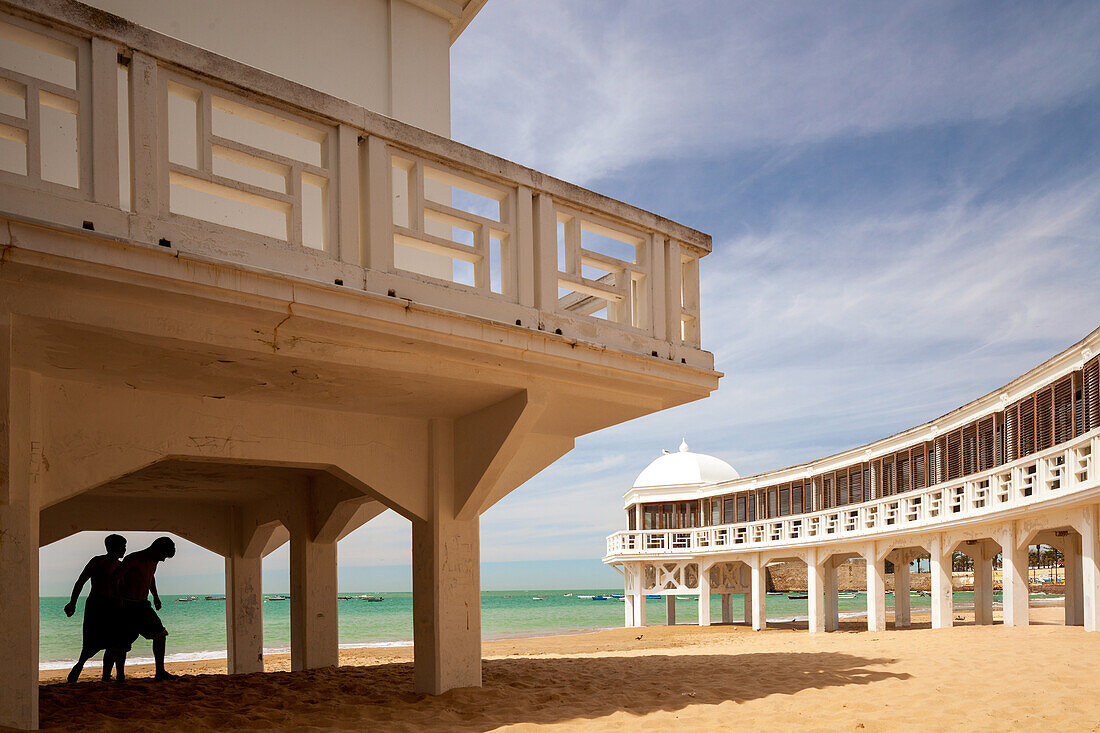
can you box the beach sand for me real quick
[36,605,1100,731]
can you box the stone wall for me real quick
[766,559,932,592]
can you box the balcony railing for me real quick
[0,2,712,367]
[606,430,1100,558]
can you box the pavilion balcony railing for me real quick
[606,429,1100,559]
[0,3,711,367]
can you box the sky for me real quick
[41,0,1100,594]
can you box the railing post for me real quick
[515,186,535,308]
[664,238,681,343]
[335,125,360,266]
[650,233,667,341]
[532,193,558,314]
[90,37,120,210]
[129,51,162,220]
[362,135,393,272]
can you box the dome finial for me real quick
[679,438,689,453]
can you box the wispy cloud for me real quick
[454,1,1100,184]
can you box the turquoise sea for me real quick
[40,589,1006,670]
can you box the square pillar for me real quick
[226,553,264,674]
[973,550,994,626]
[865,544,886,632]
[633,589,647,627]
[1076,505,1100,632]
[807,551,825,633]
[824,557,840,632]
[721,593,733,624]
[1062,534,1083,627]
[930,535,953,629]
[666,594,677,625]
[750,558,766,631]
[0,364,40,730]
[413,419,482,694]
[894,555,912,629]
[698,564,711,627]
[289,530,338,671]
[999,524,1029,627]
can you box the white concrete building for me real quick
[0,1,719,727]
[606,328,1100,635]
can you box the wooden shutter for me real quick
[1084,357,1100,432]
[946,430,962,480]
[913,448,926,489]
[1019,396,1036,457]
[1053,376,1074,445]
[962,422,978,476]
[849,466,863,503]
[978,416,995,470]
[1035,386,1053,451]
[1004,405,1018,462]
[836,471,848,505]
[779,484,791,516]
[896,452,909,493]
[792,482,803,514]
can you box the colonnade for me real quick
[624,503,1100,633]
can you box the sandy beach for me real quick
[34,605,1100,732]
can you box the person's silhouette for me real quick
[64,534,126,683]
[112,536,177,681]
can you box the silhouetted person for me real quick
[64,534,127,683]
[112,536,177,681]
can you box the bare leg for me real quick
[67,648,94,683]
[153,635,175,680]
[101,650,114,681]
[113,649,127,682]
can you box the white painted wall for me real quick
[83,0,452,135]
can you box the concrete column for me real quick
[666,595,676,625]
[999,524,1029,627]
[0,364,40,730]
[894,556,912,629]
[289,530,338,671]
[226,553,264,674]
[413,419,482,694]
[807,551,825,633]
[865,544,886,632]
[721,593,733,624]
[623,565,637,628]
[1080,505,1100,632]
[633,589,647,627]
[824,557,839,632]
[1062,535,1083,627]
[973,551,994,626]
[930,535,953,629]
[698,564,711,627]
[750,558,766,631]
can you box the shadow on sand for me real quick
[40,651,910,731]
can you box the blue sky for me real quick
[40,0,1100,594]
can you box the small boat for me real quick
[609,594,624,599]
[788,594,808,600]
[532,597,544,601]
[645,594,661,600]
[205,595,225,601]
[766,592,784,596]
[564,593,573,597]
[838,593,857,599]
[362,596,384,602]
[265,595,288,602]
[175,596,198,603]
[577,595,594,599]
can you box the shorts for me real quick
[118,600,168,651]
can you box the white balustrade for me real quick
[0,7,710,365]
[605,429,1100,559]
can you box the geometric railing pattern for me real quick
[607,430,1099,558]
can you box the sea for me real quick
[39,589,1040,671]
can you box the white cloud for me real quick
[453,1,1100,183]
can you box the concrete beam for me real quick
[40,494,232,556]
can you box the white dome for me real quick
[632,439,740,489]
